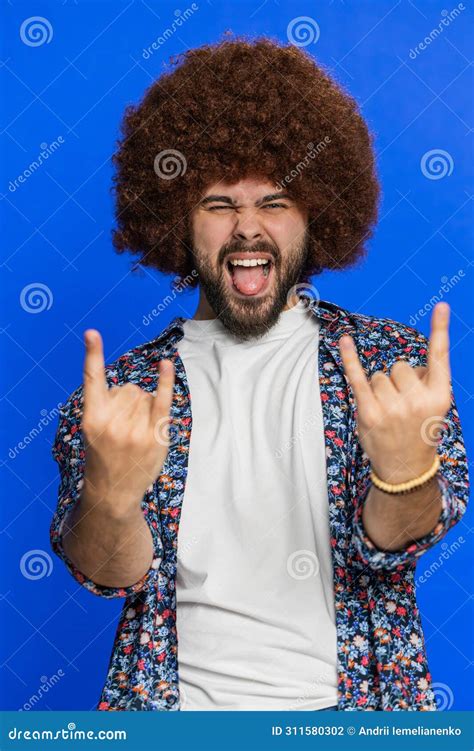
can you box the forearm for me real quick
[361,475,442,552]
[62,485,154,588]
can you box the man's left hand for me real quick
[338,302,452,484]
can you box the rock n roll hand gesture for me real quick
[81,329,176,513]
[338,302,451,485]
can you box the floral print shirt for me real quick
[49,296,469,711]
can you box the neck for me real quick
[192,289,217,320]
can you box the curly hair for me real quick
[111,33,380,289]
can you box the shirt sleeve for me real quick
[49,387,163,598]
[349,331,470,572]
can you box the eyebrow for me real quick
[200,192,293,206]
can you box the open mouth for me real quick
[224,256,275,297]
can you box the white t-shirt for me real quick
[175,299,338,711]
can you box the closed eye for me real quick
[207,203,288,211]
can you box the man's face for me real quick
[189,177,310,340]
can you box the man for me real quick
[50,36,469,711]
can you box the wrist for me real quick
[370,448,438,485]
[82,476,143,522]
[370,454,440,496]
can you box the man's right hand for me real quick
[81,328,175,517]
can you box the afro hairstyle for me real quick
[111,33,381,290]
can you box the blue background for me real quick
[1,0,472,712]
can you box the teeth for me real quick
[229,258,270,267]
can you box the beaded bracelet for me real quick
[370,454,440,496]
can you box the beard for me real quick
[191,232,311,341]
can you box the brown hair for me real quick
[111,33,380,289]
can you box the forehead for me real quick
[202,176,286,200]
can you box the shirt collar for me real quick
[152,294,343,352]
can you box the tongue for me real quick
[232,265,267,295]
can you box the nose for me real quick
[232,208,263,243]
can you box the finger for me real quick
[339,335,377,410]
[389,360,424,393]
[150,359,175,423]
[427,303,451,390]
[414,365,428,380]
[369,371,400,399]
[83,329,108,413]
